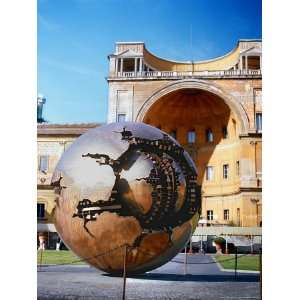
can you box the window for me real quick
[206,166,214,181]
[248,56,260,70]
[206,128,213,142]
[224,209,229,220]
[117,113,126,122]
[222,126,228,139]
[170,130,177,140]
[122,58,135,72]
[256,113,262,132]
[39,155,49,172]
[37,203,45,219]
[223,164,229,179]
[207,210,213,221]
[236,161,240,176]
[187,130,196,143]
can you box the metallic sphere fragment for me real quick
[52,122,201,274]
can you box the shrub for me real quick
[214,236,226,246]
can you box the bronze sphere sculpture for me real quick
[52,122,201,274]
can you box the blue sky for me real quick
[38,0,262,124]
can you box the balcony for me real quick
[108,69,262,81]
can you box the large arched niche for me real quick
[136,80,244,196]
[135,79,249,134]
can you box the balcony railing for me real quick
[111,69,261,79]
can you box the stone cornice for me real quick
[37,123,101,136]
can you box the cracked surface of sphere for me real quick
[52,122,201,274]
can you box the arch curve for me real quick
[135,79,249,134]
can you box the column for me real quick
[120,58,124,75]
[245,55,248,71]
[259,55,262,70]
[239,56,243,70]
[134,57,137,76]
[115,58,119,76]
[139,57,143,73]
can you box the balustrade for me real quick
[112,69,261,79]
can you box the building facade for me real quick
[106,40,262,227]
[37,123,100,248]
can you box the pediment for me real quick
[116,49,142,57]
[240,46,262,56]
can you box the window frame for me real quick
[187,130,196,144]
[223,164,229,179]
[117,113,126,123]
[222,126,228,139]
[224,209,229,221]
[205,166,214,181]
[39,155,49,172]
[207,210,214,221]
[256,112,262,132]
[205,128,214,143]
[37,203,45,219]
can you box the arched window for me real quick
[206,128,213,142]
[187,130,196,143]
[222,126,228,139]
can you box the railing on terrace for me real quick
[112,69,261,79]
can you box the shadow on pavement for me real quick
[106,273,259,283]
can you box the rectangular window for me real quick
[224,209,229,220]
[256,113,262,132]
[39,155,49,172]
[117,113,126,122]
[37,203,45,219]
[236,161,240,176]
[206,166,214,181]
[223,164,229,179]
[187,130,196,143]
[207,210,213,221]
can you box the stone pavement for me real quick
[38,253,260,300]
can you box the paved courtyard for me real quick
[38,253,260,300]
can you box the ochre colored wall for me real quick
[37,136,77,224]
[143,46,240,71]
